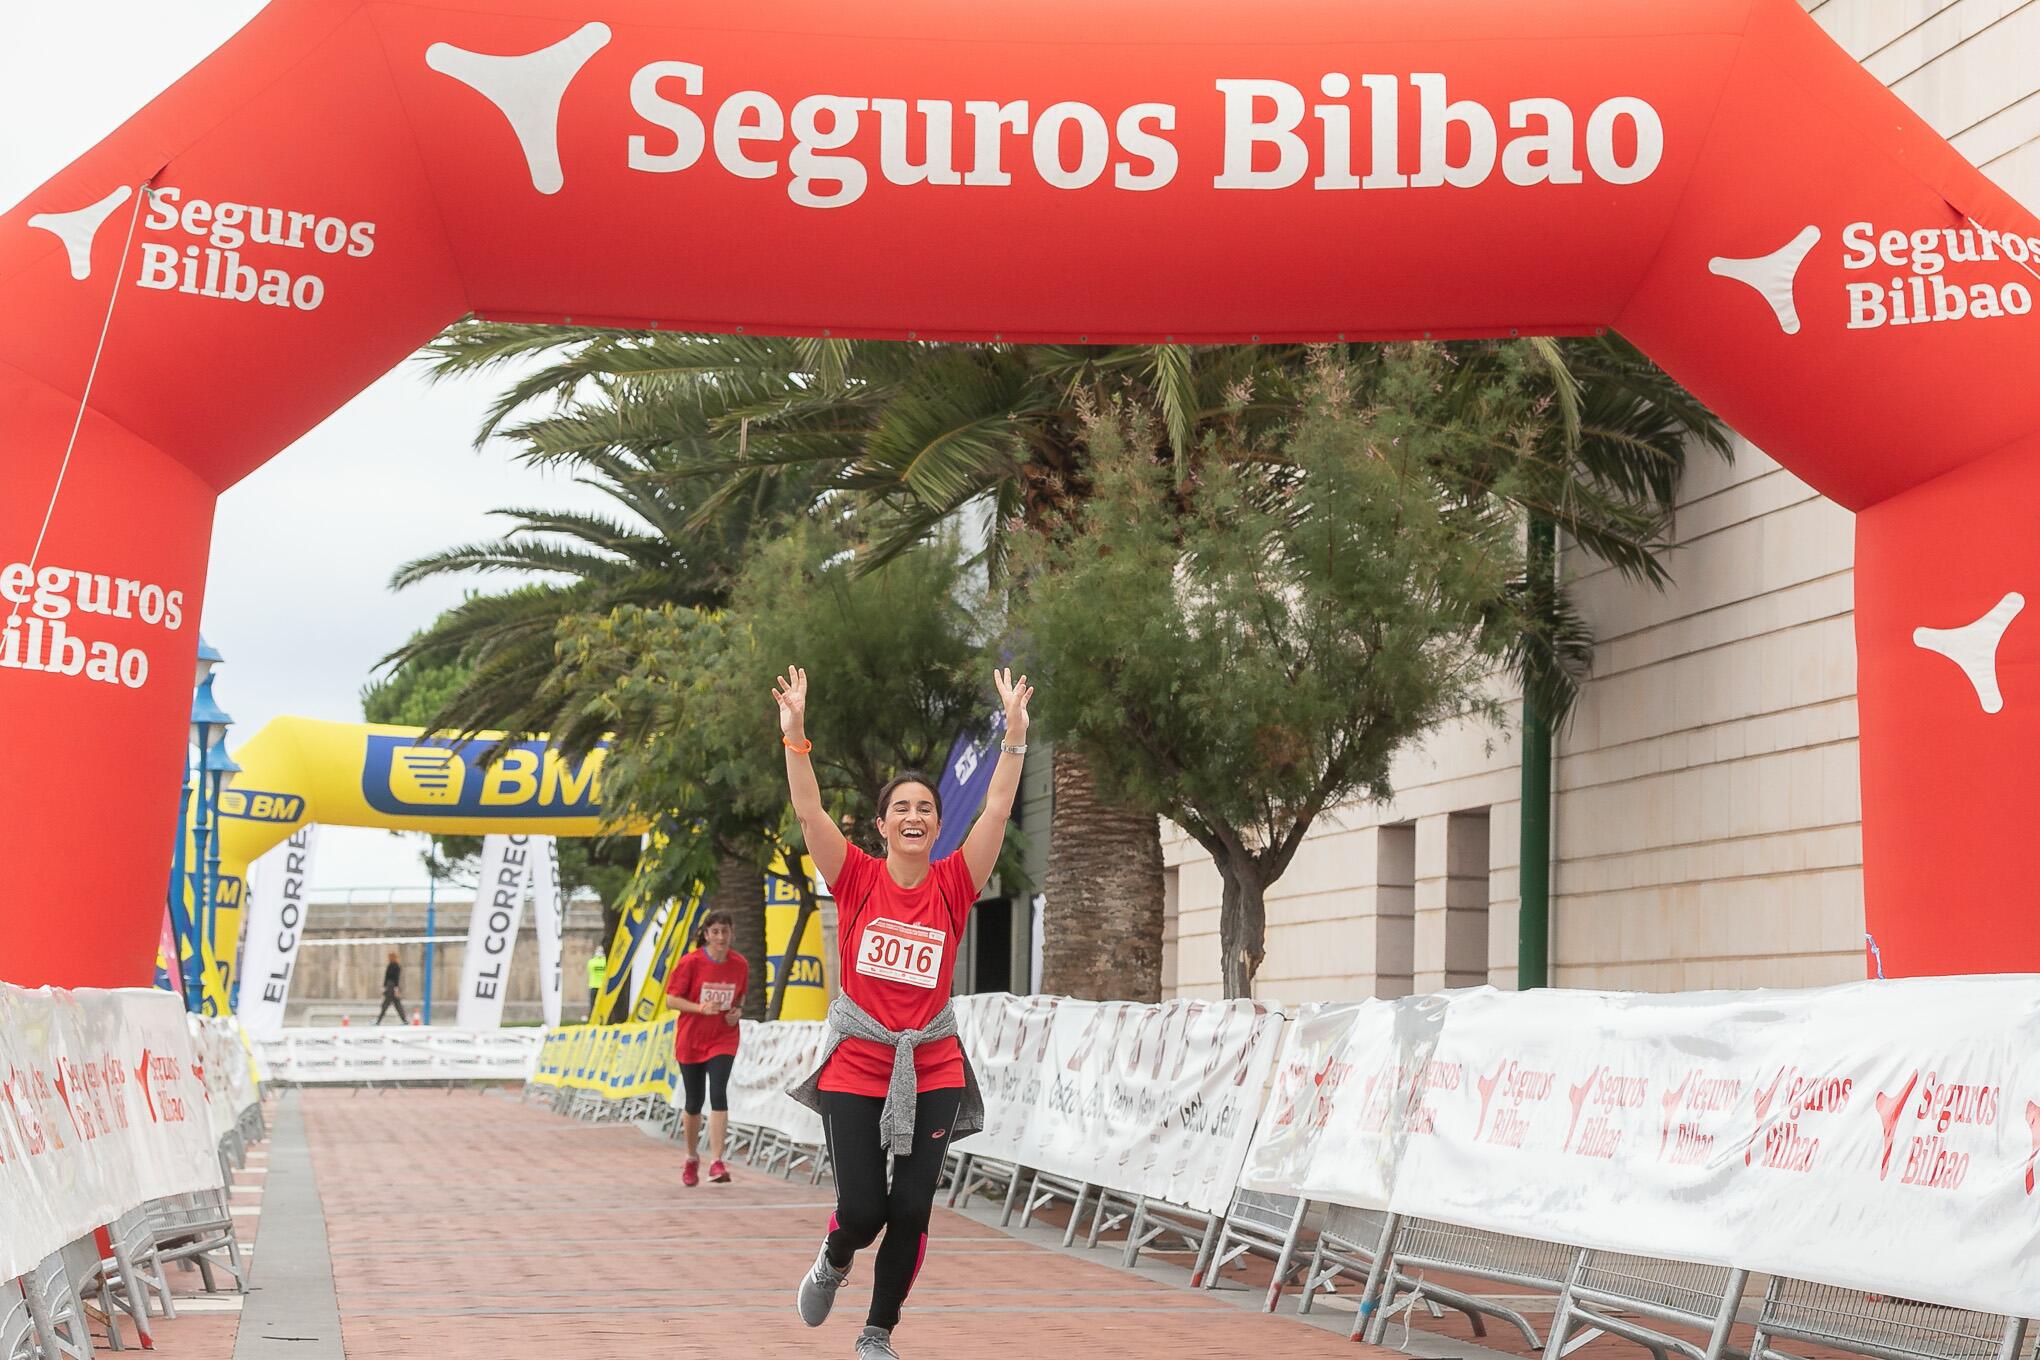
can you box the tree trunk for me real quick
[1215,854,1268,1000]
[1042,745,1165,1001]
[710,848,769,1020]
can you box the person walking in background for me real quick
[586,946,607,1021]
[778,664,1032,1360]
[377,950,409,1025]
[665,910,746,1186]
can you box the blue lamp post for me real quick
[199,733,242,1011]
[166,638,227,1009]
[188,667,234,1012]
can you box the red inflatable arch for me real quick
[5,0,2037,987]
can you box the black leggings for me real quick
[820,1087,963,1332]
[678,1054,735,1114]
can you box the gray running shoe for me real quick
[854,1326,900,1359]
[797,1243,850,1327]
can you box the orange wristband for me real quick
[783,736,813,754]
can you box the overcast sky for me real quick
[4,3,615,889]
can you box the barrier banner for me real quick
[235,825,320,1040]
[723,1020,827,1146]
[0,985,224,1282]
[531,837,565,1028]
[531,979,2040,1314]
[255,1027,541,1083]
[1288,993,1449,1210]
[1235,1000,1368,1195]
[957,993,1284,1214]
[186,1014,260,1128]
[456,834,535,1030]
[1389,981,2040,1317]
[601,1019,676,1100]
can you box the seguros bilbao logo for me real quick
[362,735,608,818]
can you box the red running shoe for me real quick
[683,1157,700,1187]
[709,1160,731,1183]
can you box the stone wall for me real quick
[282,896,608,1026]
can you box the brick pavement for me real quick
[125,1088,1880,1360]
[294,1089,1411,1360]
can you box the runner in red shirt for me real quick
[664,910,746,1187]
[775,664,1032,1360]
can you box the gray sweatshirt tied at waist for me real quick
[789,991,985,1155]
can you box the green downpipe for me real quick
[1518,517,1555,990]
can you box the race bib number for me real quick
[856,918,945,989]
[699,982,736,1010]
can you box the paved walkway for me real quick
[127,1088,1830,1360]
[301,1089,1392,1359]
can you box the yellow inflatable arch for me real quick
[183,716,825,1020]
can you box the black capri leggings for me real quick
[820,1086,964,1333]
[678,1053,735,1114]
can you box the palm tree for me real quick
[414,327,1307,1004]
[380,401,817,737]
[409,323,1727,1001]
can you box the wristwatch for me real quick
[1000,741,1028,755]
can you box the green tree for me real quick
[540,519,986,1017]
[377,388,820,739]
[416,324,1725,1001]
[1011,349,1533,997]
[421,326,1311,1002]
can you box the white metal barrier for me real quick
[257,1027,541,1083]
[532,977,2040,1340]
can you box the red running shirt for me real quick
[665,949,747,1064]
[820,845,981,1097]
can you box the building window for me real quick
[1376,822,1416,998]
[1161,865,1180,997]
[1445,809,1491,987]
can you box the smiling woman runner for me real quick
[665,909,747,1187]
[776,664,1032,1360]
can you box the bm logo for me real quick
[362,736,608,818]
[767,955,825,989]
[218,788,306,823]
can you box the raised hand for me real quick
[772,666,808,740]
[994,666,1033,743]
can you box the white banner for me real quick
[532,978,2040,1316]
[0,986,225,1282]
[957,993,1284,1214]
[1228,980,2040,1318]
[187,1014,260,1132]
[1236,1000,1367,1195]
[456,834,535,1030]
[530,837,565,1029]
[257,1027,541,1083]
[1390,982,2040,1317]
[1292,993,1449,1210]
[724,1020,826,1146]
[235,825,319,1040]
